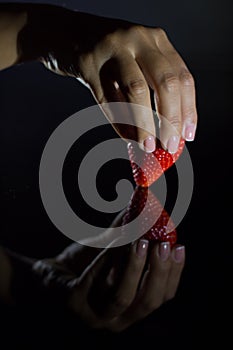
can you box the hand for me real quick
[18,5,197,153]
[33,235,185,332]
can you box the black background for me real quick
[0,0,232,347]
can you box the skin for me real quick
[0,215,185,332]
[0,4,188,331]
[1,3,197,152]
[34,230,185,332]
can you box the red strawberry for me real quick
[128,138,185,187]
[121,186,177,246]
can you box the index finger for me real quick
[97,53,156,152]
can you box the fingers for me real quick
[69,239,148,327]
[132,242,172,316]
[155,31,198,142]
[165,245,185,301]
[89,54,156,152]
[99,239,149,318]
[108,54,156,152]
[68,247,111,326]
[84,27,197,154]
[138,50,182,152]
[180,72,197,142]
[58,240,185,332]
[136,28,197,152]
[114,242,185,330]
[55,243,101,276]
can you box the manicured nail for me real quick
[159,242,170,261]
[136,239,149,258]
[143,136,156,153]
[173,245,185,263]
[167,135,180,154]
[183,122,196,141]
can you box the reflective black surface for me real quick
[1,0,232,346]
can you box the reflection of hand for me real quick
[34,235,185,332]
[16,3,197,153]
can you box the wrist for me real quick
[18,4,72,64]
[0,3,73,65]
[0,9,27,69]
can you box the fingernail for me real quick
[183,122,196,141]
[136,239,149,258]
[173,245,185,263]
[143,136,156,153]
[159,242,170,261]
[167,135,180,154]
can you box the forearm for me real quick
[0,3,128,75]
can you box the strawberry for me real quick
[121,186,177,246]
[128,138,185,187]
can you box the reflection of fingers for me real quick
[55,243,101,276]
[101,239,149,319]
[164,245,185,301]
[115,242,171,329]
[77,247,111,293]
[137,242,171,311]
[69,248,111,326]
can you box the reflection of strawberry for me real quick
[128,139,185,187]
[121,186,177,246]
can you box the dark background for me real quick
[1,0,232,347]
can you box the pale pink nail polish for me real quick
[184,122,196,141]
[167,135,180,154]
[143,136,156,153]
[136,239,149,258]
[173,245,185,263]
[159,242,170,261]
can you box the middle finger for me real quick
[137,49,182,153]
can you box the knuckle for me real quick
[100,33,119,54]
[129,24,146,36]
[161,73,179,92]
[125,79,148,98]
[168,115,181,130]
[129,256,144,273]
[164,290,176,302]
[96,93,106,105]
[153,27,167,38]
[179,70,195,87]
[90,321,103,330]
[108,322,127,333]
[103,32,116,46]
[142,299,162,313]
[183,106,196,119]
[112,294,131,310]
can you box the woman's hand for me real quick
[33,236,185,332]
[16,4,197,153]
